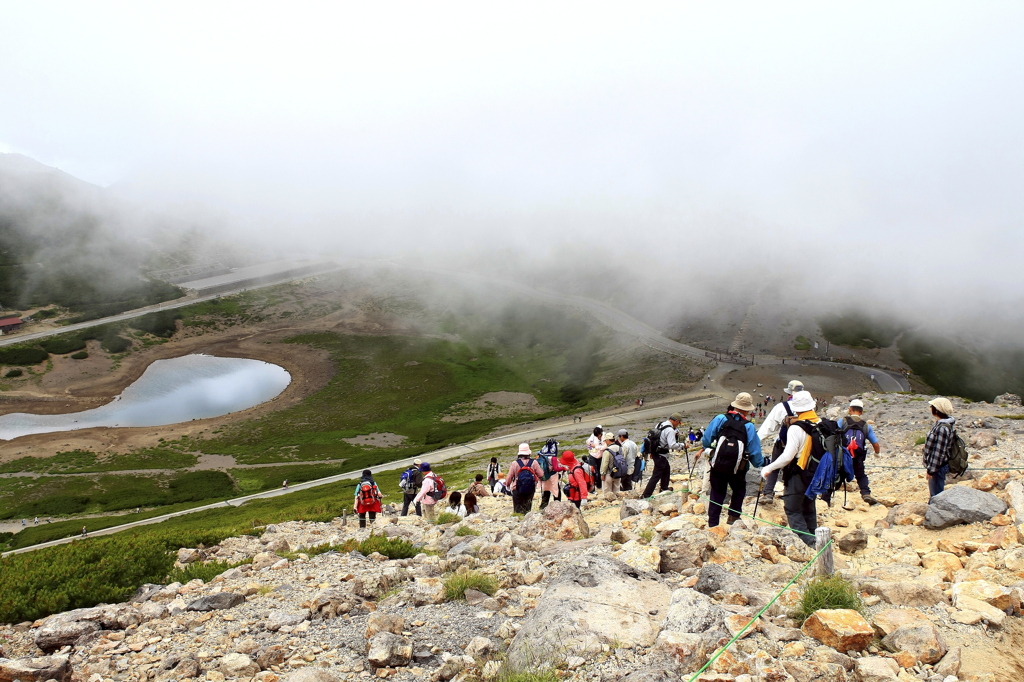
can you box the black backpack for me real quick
[709,413,750,475]
[841,419,868,459]
[788,419,841,483]
[941,423,970,478]
[643,421,673,457]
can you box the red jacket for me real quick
[355,480,382,513]
[564,461,591,502]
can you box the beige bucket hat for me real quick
[731,392,756,412]
[929,397,954,416]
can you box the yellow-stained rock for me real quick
[951,580,1017,612]
[801,609,874,653]
[872,608,931,637]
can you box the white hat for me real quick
[413,459,422,465]
[849,399,864,409]
[784,380,805,395]
[518,443,532,456]
[929,397,954,416]
[789,390,815,412]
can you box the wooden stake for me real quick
[815,527,834,576]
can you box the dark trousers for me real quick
[358,511,376,528]
[513,490,535,514]
[588,456,603,489]
[852,456,871,494]
[708,466,747,527]
[763,468,780,499]
[782,473,817,546]
[401,493,421,517]
[540,489,561,509]
[620,474,632,492]
[928,463,949,500]
[571,499,581,509]
[642,455,671,498]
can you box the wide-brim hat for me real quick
[518,443,532,456]
[731,392,755,412]
[929,397,954,416]
[789,390,815,412]
[559,450,576,465]
[784,380,805,395]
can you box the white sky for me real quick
[1,2,1023,274]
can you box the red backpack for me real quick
[427,473,448,501]
[358,481,381,506]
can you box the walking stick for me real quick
[751,477,765,527]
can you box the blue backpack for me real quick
[515,458,537,496]
[842,420,867,459]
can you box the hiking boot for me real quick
[861,493,879,506]
[726,513,741,525]
[759,494,775,507]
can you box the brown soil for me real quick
[719,364,876,403]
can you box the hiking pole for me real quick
[751,478,764,528]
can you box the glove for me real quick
[580,499,589,507]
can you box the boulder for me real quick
[885,502,929,526]
[517,501,590,541]
[801,609,874,653]
[0,655,72,682]
[660,589,727,636]
[693,563,772,607]
[186,592,245,612]
[177,548,201,564]
[881,622,946,664]
[365,613,405,639]
[464,636,493,660]
[266,609,308,632]
[951,580,1018,611]
[614,540,661,573]
[651,631,708,674]
[1005,547,1024,572]
[871,608,930,637]
[924,486,1007,529]
[219,653,258,677]
[621,499,652,519]
[920,552,963,581]
[863,580,947,607]
[853,656,899,681]
[970,431,998,448]
[130,583,164,603]
[256,645,287,669]
[836,529,867,554]
[934,647,961,678]
[953,595,1006,627]
[996,392,1021,405]
[1007,479,1024,518]
[366,632,413,668]
[34,609,104,653]
[506,554,670,669]
[659,527,718,572]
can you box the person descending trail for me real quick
[600,431,625,494]
[617,429,638,493]
[837,399,881,505]
[354,469,383,528]
[756,379,804,506]
[923,397,957,500]
[586,426,605,490]
[642,412,681,498]
[413,462,445,522]
[559,450,592,509]
[759,391,822,546]
[400,459,424,516]
[486,457,502,489]
[537,438,565,509]
[700,393,764,527]
[505,443,544,514]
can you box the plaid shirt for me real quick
[923,417,956,474]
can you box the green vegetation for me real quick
[434,512,462,525]
[794,335,811,351]
[0,448,196,475]
[166,558,251,584]
[128,310,182,338]
[899,332,1024,403]
[794,575,864,624]
[4,368,22,378]
[0,346,48,365]
[442,570,499,601]
[819,313,902,349]
[229,463,351,495]
[39,335,86,355]
[70,351,88,359]
[495,672,559,682]
[915,435,927,445]
[454,525,481,536]
[348,532,421,559]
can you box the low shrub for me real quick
[357,533,421,559]
[794,575,864,623]
[100,334,131,354]
[0,347,48,365]
[442,570,498,601]
[434,512,462,525]
[128,310,181,338]
[39,335,86,355]
[166,558,251,584]
[454,525,481,536]
[70,351,88,360]
[4,369,23,378]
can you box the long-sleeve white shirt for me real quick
[757,400,794,441]
[761,424,809,476]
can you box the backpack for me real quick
[608,445,629,479]
[643,421,672,458]
[515,458,537,497]
[788,419,841,483]
[538,440,563,480]
[941,423,970,478]
[563,464,593,498]
[358,481,381,507]
[709,413,750,475]
[427,473,448,501]
[399,466,417,491]
[630,456,645,483]
[841,420,868,459]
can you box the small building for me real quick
[0,317,23,335]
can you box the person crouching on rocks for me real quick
[701,392,764,528]
[354,469,383,528]
[559,450,592,509]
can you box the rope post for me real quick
[341,509,347,527]
[815,527,834,576]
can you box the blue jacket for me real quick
[702,412,765,467]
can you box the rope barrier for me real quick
[687,488,818,537]
[683,539,834,682]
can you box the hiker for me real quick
[600,431,625,494]
[837,399,881,505]
[759,390,821,546]
[81,526,87,536]
[465,490,480,514]
[413,462,444,522]
[400,459,424,516]
[486,457,502,489]
[924,397,956,500]
[559,450,591,509]
[354,469,383,528]
[537,438,565,509]
[617,429,638,492]
[282,480,288,489]
[586,426,605,489]
[701,393,764,527]
[504,443,544,514]
[642,412,682,498]
[756,380,804,506]
[447,491,468,518]
[466,473,491,499]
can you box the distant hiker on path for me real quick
[354,469,383,528]
[756,379,804,506]
[701,393,764,527]
[559,450,591,509]
[759,390,821,546]
[413,462,443,522]
[924,397,956,500]
[505,444,544,514]
[400,459,424,516]
[642,412,682,498]
[586,426,605,490]
[617,429,638,492]
[837,399,881,505]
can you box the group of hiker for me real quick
[359,378,964,547]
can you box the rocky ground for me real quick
[4,392,1024,682]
